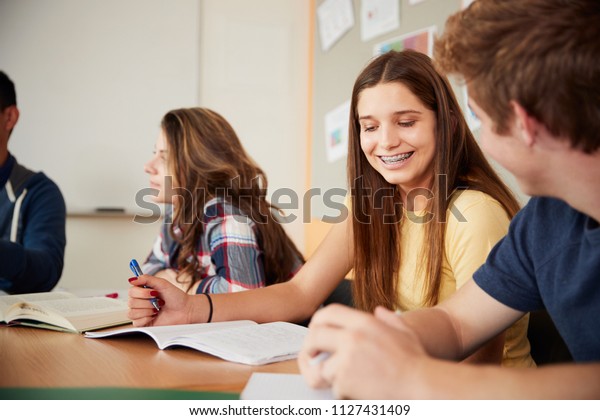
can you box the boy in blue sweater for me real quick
[0,71,66,294]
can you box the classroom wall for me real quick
[196,0,310,255]
[0,0,310,292]
[2,0,526,292]
[304,0,529,255]
[2,0,200,215]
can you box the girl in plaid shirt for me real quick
[138,107,302,302]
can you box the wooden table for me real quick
[0,325,299,394]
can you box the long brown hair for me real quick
[161,107,303,291]
[348,50,520,311]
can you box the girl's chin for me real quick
[380,174,409,186]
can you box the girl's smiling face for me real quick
[358,82,437,198]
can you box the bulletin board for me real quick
[310,0,464,219]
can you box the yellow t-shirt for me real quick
[396,190,535,368]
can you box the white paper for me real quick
[462,0,475,9]
[409,0,426,4]
[324,99,351,163]
[462,86,481,132]
[360,0,400,42]
[241,373,336,400]
[317,0,355,51]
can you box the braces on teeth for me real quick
[381,152,412,163]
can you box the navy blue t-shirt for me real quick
[474,197,600,362]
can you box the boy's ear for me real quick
[4,105,20,132]
[510,101,537,147]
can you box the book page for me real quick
[175,322,308,365]
[0,291,75,321]
[8,297,128,332]
[85,320,257,346]
[87,321,307,365]
[26,297,126,315]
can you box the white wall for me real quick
[0,0,310,292]
[2,0,200,214]
[59,216,159,293]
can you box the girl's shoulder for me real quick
[202,197,253,225]
[448,189,505,216]
[444,189,511,249]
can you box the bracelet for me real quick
[203,292,213,323]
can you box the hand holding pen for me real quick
[129,259,161,311]
[308,310,400,366]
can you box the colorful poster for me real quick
[373,26,436,57]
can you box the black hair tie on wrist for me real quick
[204,293,213,323]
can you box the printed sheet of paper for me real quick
[360,0,400,42]
[317,0,355,51]
[324,99,351,163]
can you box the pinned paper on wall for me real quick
[462,86,481,132]
[408,0,427,4]
[317,0,355,51]
[462,0,475,9]
[373,25,436,57]
[360,0,400,42]
[324,100,351,163]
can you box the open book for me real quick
[85,321,308,365]
[0,291,130,333]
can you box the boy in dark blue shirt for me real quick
[0,71,66,294]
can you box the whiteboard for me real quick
[0,0,199,214]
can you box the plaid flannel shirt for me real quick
[143,197,300,293]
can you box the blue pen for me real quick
[129,259,160,311]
